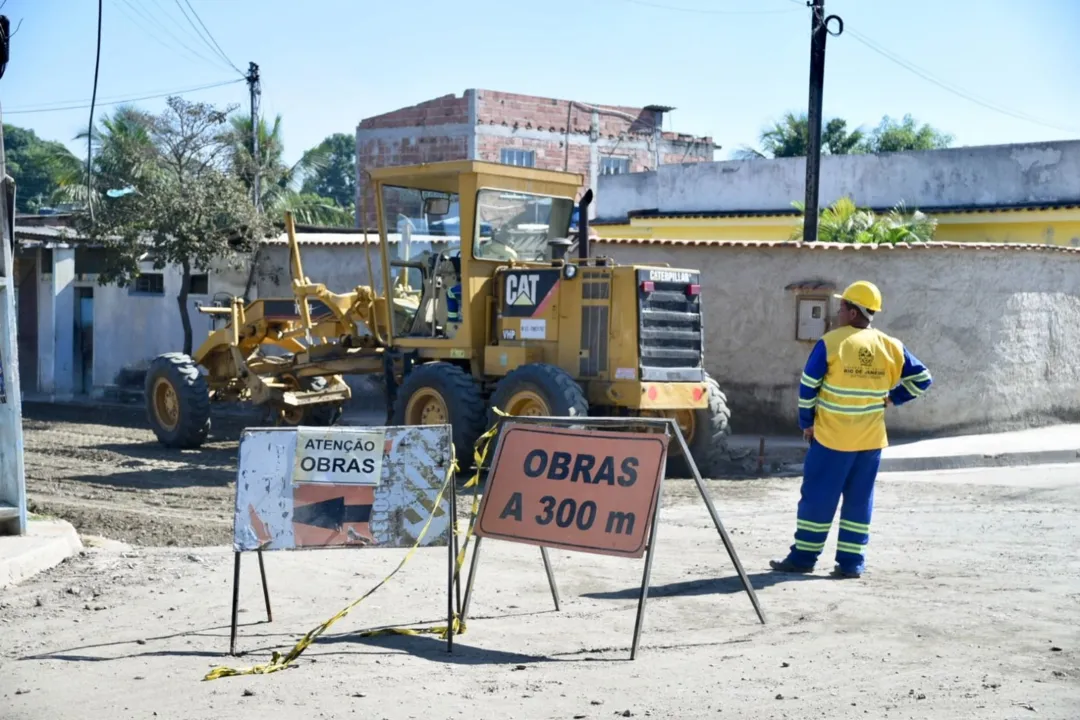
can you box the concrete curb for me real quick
[879,448,1080,473]
[0,519,84,589]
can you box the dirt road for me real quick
[21,401,251,546]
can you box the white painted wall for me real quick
[596,140,1080,220]
[89,260,248,388]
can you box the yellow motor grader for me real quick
[144,160,731,476]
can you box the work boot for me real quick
[769,558,814,574]
[830,564,862,579]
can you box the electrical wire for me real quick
[181,0,241,74]
[618,0,801,14]
[845,26,1080,135]
[112,0,230,72]
[173,0,241,75]
[7,78,244,115]
[87,0,103,220]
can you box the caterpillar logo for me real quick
[506,273,540,306]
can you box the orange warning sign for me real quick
[475,423,669,558]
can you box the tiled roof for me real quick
[593,238,1080,254]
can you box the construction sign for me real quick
[233,425,453,552]
[474,422,669,558]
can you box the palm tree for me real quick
[226,114,353,227]
[789,196,937,244]
[734,112,865,160]
[52,105,158,206]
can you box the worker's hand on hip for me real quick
[802,427,814,443]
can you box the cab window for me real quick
[473,189,574,263]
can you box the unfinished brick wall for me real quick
[357,135,469,227]
[358,93,470,130]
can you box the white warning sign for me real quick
[292,427,387,486]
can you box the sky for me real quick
[2,0,1078,166]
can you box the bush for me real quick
[789,196,937,244]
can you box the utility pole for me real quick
[802,0,827,243]
[246,62,261,211]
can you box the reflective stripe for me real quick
[821,383,888,399]
[902,380,927,397]
[836,541,864,555]
[838,519,870,534]
[902,370,931,383]
[816,398,886,416]
[795,540,825,552]
[797,519,832,533]
[801,372,823,389]
[798,398,817,409]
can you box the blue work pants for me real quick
[785,439,880,573]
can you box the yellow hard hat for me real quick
[835,280,883,313]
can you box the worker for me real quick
[445,283,461,323]
[769,280,932,579]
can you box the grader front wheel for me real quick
[145,353,211,449]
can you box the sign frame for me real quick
[226,424,462,657]
[460,415,766,660]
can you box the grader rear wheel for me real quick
[488,363,589,425]
[145,353,211,449]
[657,373,731,479]
[390,362,486,472]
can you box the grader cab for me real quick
[145,160,731,476]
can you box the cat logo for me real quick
[506,273,540,307]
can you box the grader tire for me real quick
[145,353,211,449]
[667,372,732,479]
[391,362,486,472]
[488,363,589,425]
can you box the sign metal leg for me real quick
[460,536,483,624]
[673,424,767,625]
[630,475,665,660]
[539,547,561,611]
[451,480,463,618]
[229,551,241,656]
[257,547,272,623]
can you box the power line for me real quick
[87,0,103,220]
[112,0,230,72]
[618,0,800,14]
[845,26,1080,135]
[181,0,241,74]
[6,78,244,115]
[173,0,241,75]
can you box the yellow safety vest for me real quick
[814,326,905,452]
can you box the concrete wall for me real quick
[595,240,1080,436]
[596,140,1080,221]
[88,260,247,390]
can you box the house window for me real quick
[600,156,631,175]
[188,273,209,295]
[132,273,165,295]
[500,148,535,167]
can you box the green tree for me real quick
[300,132,356,209]
[859,114,954,153]
[226,115,352,226]
[74,97,272,354]
[789,196,937,244]
[734,112,865,159]
[2,124,83,212]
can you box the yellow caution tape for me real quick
[203,413,509,682]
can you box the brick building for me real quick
[355,89,717,226]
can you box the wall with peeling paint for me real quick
[595,240,1080,437]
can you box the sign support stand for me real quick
[462,415,765,660]
[229,547,273,656]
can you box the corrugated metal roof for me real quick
[594,238,1080,254]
